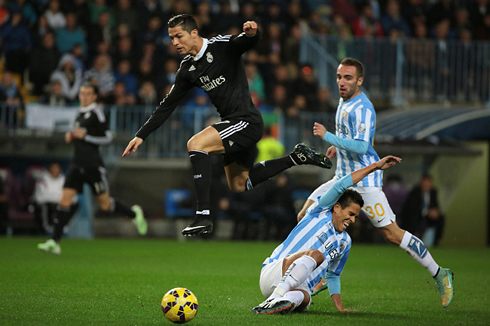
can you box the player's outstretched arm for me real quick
[351,155,401,184]
[331,294,357,312]
[122,137,143,157]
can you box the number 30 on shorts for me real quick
[365,203,385,219]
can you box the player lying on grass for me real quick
[252,155,401,315]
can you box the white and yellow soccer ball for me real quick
[161,287,198,324]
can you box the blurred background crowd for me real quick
[1,0,490,119]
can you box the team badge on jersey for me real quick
[358,123,366,134]
[206,52,213,63]
[84,112,91,119]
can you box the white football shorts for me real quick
[308,177,396,228]
[259,258,310,298]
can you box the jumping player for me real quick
[122,14,331,236]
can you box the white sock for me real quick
[283,291,305,311]
[399,231,440,277]
[273,255,317,296]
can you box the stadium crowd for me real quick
[0,0,489,119]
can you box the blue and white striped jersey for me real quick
[261,209,351,293]
[335,92,382,187]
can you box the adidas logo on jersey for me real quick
[228,140,234,147]
[189,65,196,71]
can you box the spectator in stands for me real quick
[432,19,452,100]
[43,0,65,30]
[401,0,428,32]
[282,24,301,65]
[476,12,490,40]
[29,31,61,96]
[88,0,114,26]
[0,70,24,126]
[161,57,179,88]
[113,35,138,70]
[114,59,138,97]
[332,0,358,25]
[212,0,239,33]
[246,62,266,103]
[269,84,290,113]
[401,174,445,247]
[380,0,411,37]
[329,13,354,54]
[113,0,139,35]
[138,14,165,53]
[10,0,38,29]
[104,81,135,106]
[39,79,72,106]
[31,13,53,47]
[194,1,215,37]
[0,10,32,76]
[137,80,158,107]
[284,0,307,31]
[270,63,293,97]
[88,10,114,57]
[65,0,90,32]
[406,22,434,97]
[469,0,490,34]
[292,64,319,108]
[0,0,9,27]
[137,60,155,85]
[427,0,454,30]
[50,54,83,102]
[382,174,409,219]
[352,2,384,37]
[316,86,336,113]
[453,7,473,37]
[83,53,115,102]
[136,0,165,31]
[55,12,87,56]
[0,70,23,106]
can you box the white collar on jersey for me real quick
[193,38,209,61]
[79,102,97,113]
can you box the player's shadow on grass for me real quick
[303,311,416,321]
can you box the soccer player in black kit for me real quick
[123,14,331,236]
[38,83,148,254]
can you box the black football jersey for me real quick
[71,103,113,168]
[136,30,263,139]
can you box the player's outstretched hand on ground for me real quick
[313,122,327,139]
[376,155,402,170]
[122,137,143,157]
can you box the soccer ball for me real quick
[161,287,198,324]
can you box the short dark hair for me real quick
[338,189,364,209]
[340,57,364,78]
[80,82,99,95]
[168,14,198,34]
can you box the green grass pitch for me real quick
[0,237,488,326]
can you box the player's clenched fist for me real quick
[243,21,257,36]
[313,122,327,139]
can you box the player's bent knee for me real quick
[305,249,324,266]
